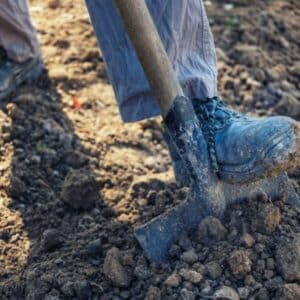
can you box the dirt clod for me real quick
[254,204,281,234]
[41,229,63,252]
[145,286,161,300]
[197,216,228,242]
[205,261,223,279]
[164,273,181,288]
[276,284,300,300]
[228,250,252,279]
[213,286,240,300]
[276,234,300,282]
[179,269,203,284]
[240,233,255,248]
[181,249,198,264]
[60,168,99,210]
[103,247,132,287]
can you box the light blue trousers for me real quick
[85,0,217,122]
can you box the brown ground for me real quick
[0,0,299,299]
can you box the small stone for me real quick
[289,62,300,77]
[145,286,161,300]
[264,270,274,280]
[41,229,63,252]
[252,68,266,82]
[205,261,223,279]
[179,269,203,284]
[254,243,265,254]
[238,287,250,299]
[180,288,195,300]
[86,239,102,256]
[103,247,132,287]
[254,204,281,234]
[181,249,198,264]
[8,176,26,198]
[197,216,228,242]
[228,250,252,279]
[240,233,255,248]
[275,93,300,118]
[164,273,181,288]
[276,284,300,300]
[244,274,256,286]
[276,234,300,281]
[213,286,240,300]
[60,168,99,210]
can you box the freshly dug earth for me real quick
[0,0,299,299]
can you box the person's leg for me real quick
[86,0,300,185]
[0,0,40,62]
[85,0,217,123]
[0,0,43,101]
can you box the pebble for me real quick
[103,247,132,287]
[60,168,99,210]
[253,204,281,234]
[276,283,300,300]
[181,249,198,264]
[244,275,256,286]
[205,261,223,279]
[228,250,252,279]
[240,233,255,248]
[179,269,203,284]
[237,287,250,299]
[164,273,181,288]
[213,286,240,300]
[276,234,300,281]
[197,216,228,242]
[180,288,195,300]
[145,286,161,300]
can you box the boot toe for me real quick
[218,116,300,183]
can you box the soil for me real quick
[0,0,299,299]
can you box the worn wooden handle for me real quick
[114,0,184,117]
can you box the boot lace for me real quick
[193,96,241,174]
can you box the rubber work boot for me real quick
[0,55,43,101]
[164,96,300,185]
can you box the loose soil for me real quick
[0,0,299,299]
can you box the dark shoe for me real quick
[0,56,43,101]
[193,96,300,183]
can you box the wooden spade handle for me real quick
[114,0,184,117]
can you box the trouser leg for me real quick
[0,0,40,63]
[85,0,217,122]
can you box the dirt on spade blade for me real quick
[0,0,299,299]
